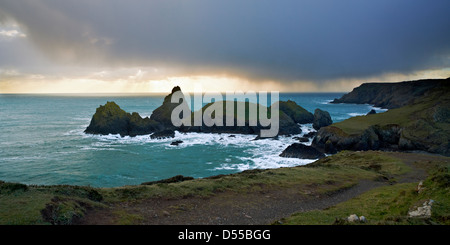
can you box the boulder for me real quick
[293,136,309,143]
[347,214,359,222]
[253,135,279,141]
[313,109,332,130]
[367,109,377,115]
[279,143,325,159]
[303,131,316,138]
[359,216,367,223]
[170,140,183,146]
[408,200,434,218]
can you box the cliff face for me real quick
[314,79,450,156]
[331,78,450,109]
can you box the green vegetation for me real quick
[0,184,105,225]
[315,83,450,155]
[332,87,449,136]
[278,100,314,124]
[280,156,450,225]
[0,151,426,225]
[0,151,448,225]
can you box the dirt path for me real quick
[79,151,445,225]
[80,180,387,225]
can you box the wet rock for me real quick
[313,109,333,130]
[253,135,279,141]
[150,130,175,139]
[279,143,325,159]
[367,109,377,115]
[170,140,183,146]
[303,131,316,138]
[293,136,309,142]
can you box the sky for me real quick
[0,0,449,93]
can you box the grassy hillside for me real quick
[1,151,448,225]
[314,82,450,155]
[280,156,450,225]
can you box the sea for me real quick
[0,93,387,187]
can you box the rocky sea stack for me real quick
[84,101,158,137]
[84,87,328,138]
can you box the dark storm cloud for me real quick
[1,0,450,82]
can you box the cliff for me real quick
[331,78,450,109]
[314,79,450,156]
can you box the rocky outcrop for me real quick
[141,175,194,185]
[303,131,316,138]
[331,78,449,109]
[312,124,406,154]
[278,100,314,124]
[312,118,449,156]
[312,109,332,130]
[279,143,325,159]
[85,87,320,138]
[150,130,175,139]
[317,78,450,156]
[408,200,434,218]
[367,109,377,115]
[293,136,309,143]
[170,140,183,146]
[149,86,185,131]
[84,101,157,136]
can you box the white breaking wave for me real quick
[84,125,319,173]
[370,106,388,112]
[319,99,333,105]
[348,112,366,117]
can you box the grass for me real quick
[0,189,53,225]
[280,157,450,225]
[0,151,447,225]
[333,102,428,135]
[279,183,418,225]
[0,184,105,225]
[332,85,450,136]
[98,156,387,204]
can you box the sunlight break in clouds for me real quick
[0,29,26,39]
[0,0,449,93]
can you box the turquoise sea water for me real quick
[0,93,386,187]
